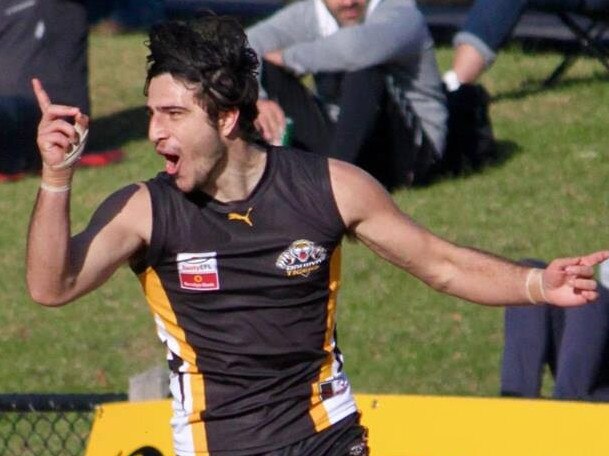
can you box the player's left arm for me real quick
[329,159,609,307]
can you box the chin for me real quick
[172,175,195,193]
[340,18,361,27]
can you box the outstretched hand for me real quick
[32,78,89,170]
[543,251,609,306]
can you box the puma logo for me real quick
[228,207,253,227]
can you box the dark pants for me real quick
[464,0,609,52]
[261,63,435,189]
[501,259,609,401]
[0,97,43,174]
[501,303,563,397]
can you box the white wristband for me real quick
[525,268,547,305]
[40,182,71,193]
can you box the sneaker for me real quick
[442,83,497,175]
[78,149,124,168]
[0,171,27,183]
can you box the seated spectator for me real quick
[246,0,448,189]
[0,0,123,183]
[441,1,609,177]
[501,258,609,401]
[444,0,609,88]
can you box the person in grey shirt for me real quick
[247,0,448,188]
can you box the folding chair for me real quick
[544,11,609,86]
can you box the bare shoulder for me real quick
[328,159,401,230]
[86,182,152,244]
[92,183,150,218]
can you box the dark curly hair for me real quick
[145,16,261,142]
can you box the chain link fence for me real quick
[0,393,127,456]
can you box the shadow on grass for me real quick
[415,139,521,188]
[489,139,521,169]
[492,72,609,103]
[87,105,148,151]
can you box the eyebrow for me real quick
[147,105,190,113]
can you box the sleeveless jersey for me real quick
[131,147,358,455]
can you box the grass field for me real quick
[1,32,608,397]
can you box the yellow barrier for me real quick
[86,394,609,455]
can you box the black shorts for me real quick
[178,413,369,456]
[263,413,369,456]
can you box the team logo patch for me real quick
[275,240,327,277]
[176,252,220,291]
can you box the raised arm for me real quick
[26,79,150,306]
[329,160,609,307]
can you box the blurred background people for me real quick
[0,0,92,181]
[444,0,609,88]
[440,1,609,179]
[0,0,167,183]
[247,0,448,189]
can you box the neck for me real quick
[203,140,267,202]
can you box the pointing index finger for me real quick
[32,78,52,112]
[579,250,609,267]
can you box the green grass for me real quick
[1,35,608,397]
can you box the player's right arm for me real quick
[26,79,151,306]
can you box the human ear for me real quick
[218,108,240,137]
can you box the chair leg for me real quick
[558,12,609,73]
[543,54,577,87]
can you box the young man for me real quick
[27,16,608,456]
[246,0,448,188]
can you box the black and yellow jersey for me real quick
[131,147,357,455]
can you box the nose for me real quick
[148,112,167,144]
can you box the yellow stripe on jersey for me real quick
[309,246,342,431]
[187,374,209,454]
[138,267,210,453]
[138,266,199,370]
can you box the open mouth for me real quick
[160,150,180,175]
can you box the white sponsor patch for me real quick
[319,373,350,401]
[177,252,220,291]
